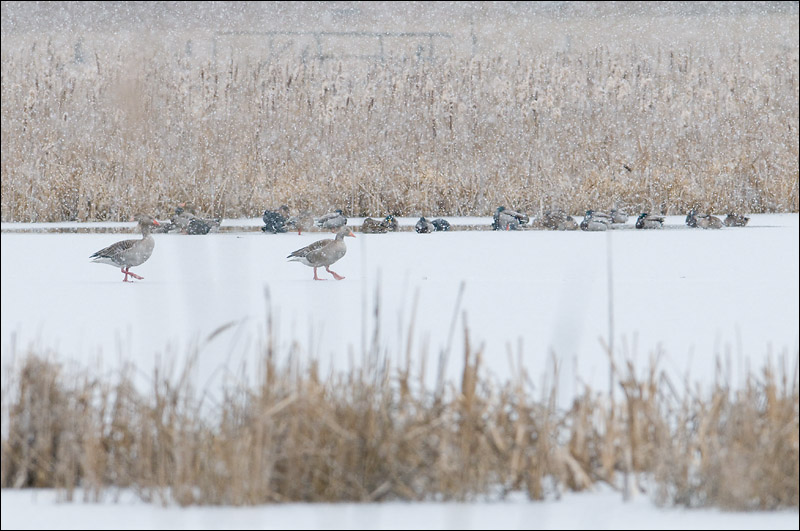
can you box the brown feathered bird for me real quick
[90,215,160,281]
[287,227,356,280]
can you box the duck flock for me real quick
[89,203,751,282]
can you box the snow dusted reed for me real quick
[2,332,798,509]
[1,3,798,222]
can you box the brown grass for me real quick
[1,4,798,222]
[2,330,797,509]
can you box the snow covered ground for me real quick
[2,486,798,530]
[1,214,799,528]
[2,214,797,396]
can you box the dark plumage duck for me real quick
[263,205,290,234]
[90,215,160,282]
[635,213,665,229]
[724,213,750,227]
[686,209,723,229]
[167,203,221,234]
[431,218,451,231]
[287,227,356,280]
[382,214,399,232]
[492,206,529,230]
[316,209,347,231]
[415,217,435,233]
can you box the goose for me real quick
[90,215,160,282]
[724,213,750,227]
[686,209,723,229]
[315,209,347,231]
[492,206,529,230]
[286,210,315,235]
[635,213,665,229]
[287,227,356,280]
[415,217,435,233]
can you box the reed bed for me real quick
[2,331,797,509]
[1,6,798,222]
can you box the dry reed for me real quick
[2,331,797,509]
[1,4,798,222]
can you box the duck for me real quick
[585,210,614,225]
[610,209,629,224]
[186,216,221,235]
[382,214,399,232]
[362,217,389,233]
[168,203,221,234]
[492,206,529,230]
[315,209,347,231]
[635,213,665,229]
[415,217,435,233]
[286,210,315,235]
[431,218,451,231]
[686,209,723,229]
[262,205,290,234]
[287,226,356,280]
[90,215,160,282]
[580,210,610,231]
[533,210,578,231]
[724,213,750,227]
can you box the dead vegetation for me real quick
[1,5,798,222]
[2,331,797,509]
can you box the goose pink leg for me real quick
[122,267,144,282]
[326,266,345,280]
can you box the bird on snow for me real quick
[635,213,665,229]
[90,214,160,281]
[287,226,356,280]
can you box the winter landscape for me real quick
[2,2,799,530]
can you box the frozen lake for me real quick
[2,214,797,402]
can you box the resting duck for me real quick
[492,206,529,230]
[90,215,160,282]
[186,216,221,235]
[585,210,614,225]
[635,213,665,229]
[263,205,290,234]
[686,209,723,229]
[415,217,435,233]
[431,218,451,231]
[382,214,399,232]
[316,209,347,231]
[168,203,221,234]
[610,209,629,224]
[724,213,750,227]
[287,226,356,280]
[580,210,610,231]
[362,217,389,233]
[533,210,578,231]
